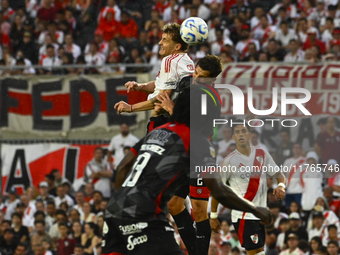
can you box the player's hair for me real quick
[162,23,189,51]
[328,224,337,231]
[169,85,221,136]
[231,119,250,134]
[197,55,223,78]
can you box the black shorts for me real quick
[102,218,184,255]
[146,115,169,134]
[174,174,210,201]
[233,219,265,251]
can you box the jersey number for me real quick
[122,152,151,187]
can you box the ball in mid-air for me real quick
[180,17,208,45]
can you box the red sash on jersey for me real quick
[240,40,253,59]
[262,26,272,44]
[88,164,100,184]
[287,158,305,187]
[238,149,265,245]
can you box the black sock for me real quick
[196,219,211,255]
[172,209,197,255]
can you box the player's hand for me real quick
[154,105,166,115]
[155,91,174,115]
[125,81,140,93]
[114,101,132,114]
[210,218,221,233]
[273,186,285,200]
[253,207,273,225]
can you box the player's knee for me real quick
[191,200,208,222]
[168,196,185,216]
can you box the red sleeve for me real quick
[320,41,326,54]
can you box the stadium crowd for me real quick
[0,116,340,255]
[0,0,339,76]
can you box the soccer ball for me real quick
[180,17,209,45]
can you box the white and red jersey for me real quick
[98,5,121,22]
[279,248,304,255]
[85,52,105,66]
[309,223,328,241]
[235,39,260,59]
[254,25,277,45]
[39,43,59,64]
[85,158,112,198]
[283,156,306,194]
[64,43,82,60]
[85,41,109,57]
[274,212,289,229]
[38,31,64,45]
[22,203,37,227]
[300,165,323,211]
[3,7,15,21]
[270,3,297,18]
[220,146,277,222]
[284,50,305,63]
[147,53,194,100]
[250,14,273,31]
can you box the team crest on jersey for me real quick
[197,189,202,194]
[250,234,258,244]
[256,156,263,165]
[209,147,216,158]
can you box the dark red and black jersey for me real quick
[105,122,216,222]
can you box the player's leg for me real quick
[233,219,266,255]
[102,218,128,255]
[190,177,211,255]
[168,184,197,255]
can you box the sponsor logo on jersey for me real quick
[197,188,202,194]
[126,235,148,250]
[119,222,148,235]
[250,234,258,244]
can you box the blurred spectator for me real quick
[56,222,76,255]
[253,15,276,48]
[84,147,112,198]
[97,10,120,42]
[284,39,305,62]
[229,0,250,21]
[81,202,96,223]
[309,212,327,241]
[9,14,24,52]
[0,228,18,255]
[240,42,259,62]
[11,212,29,243]
[84,183,94,202]
[296,18,308,44]
[327,240,339,255]
[31,220,51,248]
[301,151,323,213]
[61,52,77,74]
[73,191,85,216]
[277,218,290,251]
[302,27,326,54]
[107,123,139,168]
[283,143,306,206]
[211,29,225,56]
[18,31,38,64]
[285,213,309,243]
[64,34,81,60]
[40,44,62,75]
[270,0,297,19]
[269,202,289,229]
[65,8,77,32]
[119,11,138,41]
[55,185,74,209]
[38,21,64,46]
[250,6,273,31]
[1,0,15,22]
[33,244,45,255]
[154,0,170,17]
[163,0,180,23]
[45,173,57,197]
[84,29,109,57]
[235,24,260,60]
[39,34,59,64]
[72,221,83,244]
[322,224,339,247]
[74,244,85,255]
[37,0,57,23]
[91,191,103,214]
[99,0,121,22]
[229,16,243,45]
[275,21,298,48]
[13,243,26,255]
[4,188,20,220]
[0,11,11,35]
[275,130,294,166]
[315,117,340,164]
[49,209,68,240]
[279,233,302,255]
[147,21,162,45]
[84,41,105,74]
[266,39,286,61]
[81,222,99,254]
[69,209,82,224]
[310,236,323,254]
[145,9,165,31]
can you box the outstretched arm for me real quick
[115,151,137,190]
[203,176,272,224]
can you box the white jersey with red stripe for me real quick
[300,166,323,211]
[147,53,194,100]
[220,146,277,222]
[283,156,306,194]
